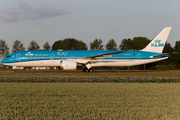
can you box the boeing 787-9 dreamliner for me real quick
[1,27,172,72]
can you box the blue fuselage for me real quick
[1,50,168,68]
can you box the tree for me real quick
[119,37,150,50]
[174,41,180,52]
[63,38,78,50]
[52,38,87,50]
[12,39,25,52]
[105,39,117,50]
[76,40,88,50]
[43,42,51,50]
[52,41,59,50]
[90,38,104,50]
[0,39,9,59]
[131,37,151,50]
[169,41,180,68]
[119,38,133,50]
[28,40,40,50]
[163,42,174,53]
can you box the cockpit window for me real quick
[6,56,10,58]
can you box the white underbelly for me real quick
[91,57,168,67]
[4,60,61,67]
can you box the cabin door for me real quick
[16,54,21,62]
[50,54,55,60]
[137,53,141,59]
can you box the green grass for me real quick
[1,75,180,83]
[1,69,180,77]
[0,83,180,119]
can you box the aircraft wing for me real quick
[76,50,128,64]
[85,50,128,59]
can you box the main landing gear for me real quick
[83,68,93,72]
[14,69,18,73]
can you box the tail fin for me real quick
[142,27,172,53]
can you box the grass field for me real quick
[1,70,180,119]
[0,83,180,119]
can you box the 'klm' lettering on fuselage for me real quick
[151,39,164,47]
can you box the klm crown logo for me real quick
[154,39,161,43]
[25,52,33,56]
[151,39,164,47]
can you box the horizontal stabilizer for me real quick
[153,52,178,58]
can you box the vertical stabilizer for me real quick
[142,27,172,53]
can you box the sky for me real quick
[0,0,180,52]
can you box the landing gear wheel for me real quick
[83,68,87,72]
[88,69,93,72]
[83,67,93,72]
[14,69,18,73]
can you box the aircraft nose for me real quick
[1,58,6,64]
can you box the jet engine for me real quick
[60,60,77,70]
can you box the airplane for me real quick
[1,27,172,72]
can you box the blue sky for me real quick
[0,0,180,51]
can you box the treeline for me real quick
[1,37,180,70]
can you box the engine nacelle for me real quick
[60,60,77,70]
